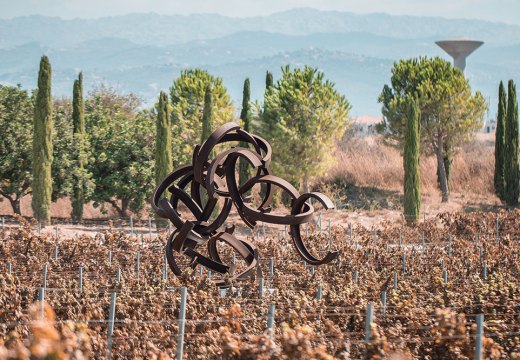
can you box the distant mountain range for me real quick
[0,8,519,116]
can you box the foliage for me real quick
[265,71,274,90]
[71,72,93,221]
[0,302,92,359]
[155,91,173,187]
[504,80,519,206]
[0,85,33,215]
[0,210,518,358]
[403,98,421,225]
[258,65,351,191]
[378,57,487,202]
[239,78,252,186]
[85,86,155,217]
[32,55,53,223]
[494,82,506,201]
[50,99,75,202]
[201,85,213,143]
[0,83,83,217]
[170,69,234,166]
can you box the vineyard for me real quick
[0,211,519,359]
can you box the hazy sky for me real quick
[1,0,519,25]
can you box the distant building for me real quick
[482,117,497,133]
[350,116,383,136]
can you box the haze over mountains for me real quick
[1,8,519,116]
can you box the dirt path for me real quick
[1,191,500,240]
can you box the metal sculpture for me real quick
[151,122,337,287]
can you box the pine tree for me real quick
[379,57,486,203]
[239,78,251,186]
[32,55,53,224]
[266,71,273,90]
[201,85,213,143]
[504,80,519,206]
[155,91,173,186]
[71,72,85,221]
[494,81,507,200]
[403,98,421,225]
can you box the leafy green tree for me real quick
[32,56,53,224]
[170,69,233,165]
[239,78,251,186]
[155,91,173,187]
[0,84,80,217]
[494,81,507,200]
[71,72,93,221]
[378,57,487,202]
[403,98,421,225]
[259,65,351,192]
[0,85,33,215]
[86,87,155,217]
[504,80,519,206]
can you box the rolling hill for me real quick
[0,9,519,115]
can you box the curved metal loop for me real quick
[290,192,339,265]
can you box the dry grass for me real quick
[328,134,495,198]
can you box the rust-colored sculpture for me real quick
[151,122,337,287]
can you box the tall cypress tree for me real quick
[155,91,173,186]
[266,71,273,90]
[32,55,53,224]
[504,80,519,206]
[200,86,214,207]
[201,85,213,143]
[262,71,275,133]
[239,78,251,186]
[494,81,507,200]
[403,98,421,225]
[71,72,85,221]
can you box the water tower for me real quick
[435,38,484,75]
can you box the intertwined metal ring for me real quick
[151,122,338,287]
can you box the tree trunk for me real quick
[435,136,449,203]
[9,197,22,215]
[300,173,310,194]
[436,151,451,192]
[120,199,129,218]
[443,153,452,188]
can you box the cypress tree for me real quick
[239,78,251,186]
[200,86,213,207]
[71,72,85,221]
[155,91,173,186]
[403,98,421,225]
[32,55,53,224]
[262,71,275,132]
[201,85,213,143]
[266,71,273,90]
[494,81,507,200]
[504,80,519,206]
